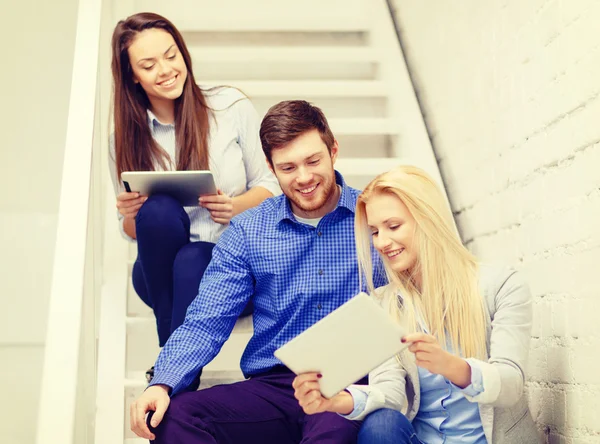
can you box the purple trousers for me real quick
[149,367,362,444]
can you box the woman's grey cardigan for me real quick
[348,265,541,443]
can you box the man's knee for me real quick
[149,394,211,442]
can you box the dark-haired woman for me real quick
[109,13,279,386]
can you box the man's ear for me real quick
[266,158,275,175]
[330,140,339,165]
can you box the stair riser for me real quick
[126,319,252,373]
[193,61,377,81]
[183,31,368,47]
[253,97,387,119]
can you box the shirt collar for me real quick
[147,109,174,130]
[276,170,357,225]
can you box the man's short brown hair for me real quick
[259,100,336,165]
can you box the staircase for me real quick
[94,1,444,442]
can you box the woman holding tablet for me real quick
[109,13,279,386]
[293,166,538,443]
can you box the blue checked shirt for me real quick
[151,171,386,395]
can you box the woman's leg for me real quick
[171,241,254,331]
[134,194,190,347]
[131,259,151,308]
[358,409,421,444]
[171,241,215,333]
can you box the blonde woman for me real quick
[292,166,540,443]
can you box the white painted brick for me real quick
[570,437,600,444]
[566,299,585,339]
[548,432,568,444]
[546,345,571,384]
[550,300,568,338]
[528,338,548,381]
[537,301,554,339]
[576,388,600,430]
[537,386,556,425]
[526,385,543,423]
[531,303,544,338]
[565,388,585,430]
[392,0,600,437]
[565,389,583,430]
[570,339,600,385]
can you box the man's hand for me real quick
[130,384,171,440]
[292,373,354,415]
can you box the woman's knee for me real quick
[358,409,414,444]
[173,242,215,275]
[136,194,186,229]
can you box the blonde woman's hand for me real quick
[116,191,147,219]
[402,333,471,388]
[292,373,354,415]
[199,190,234,225]
[402,333,455,375]
[403,333,473,387]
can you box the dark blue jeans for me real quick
[132,194,215,346]
[358,409,422,444]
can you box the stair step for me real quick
[182,30,367,48]
[190,46,383,62]
[125,314,253,334]
[192,61,376,81]
[175,18,369,33]
[335,157,404,190]
[202,80,388,97]
[336,157,402,175]
[126,315,253,374]
[252,97,387,120]
[125,369,244,390]
[329,118,400,135]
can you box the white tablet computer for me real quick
[274,293,408,399]
[122,171,217,206]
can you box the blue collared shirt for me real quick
[346,334,486,443]
[151,171,386,395]
[413,357,486,443]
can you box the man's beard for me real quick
[287,174,336,215]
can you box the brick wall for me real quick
[390,1,600,442]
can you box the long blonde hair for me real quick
[355,165,487,359]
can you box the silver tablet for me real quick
[121,171,217,206]
[274,293,408,399]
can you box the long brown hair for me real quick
[111,12,211,180]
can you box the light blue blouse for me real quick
[348,343,487,443]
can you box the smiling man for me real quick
[129,100,386,444]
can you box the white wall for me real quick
[0,0,79,442]
[390,0,600,442]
